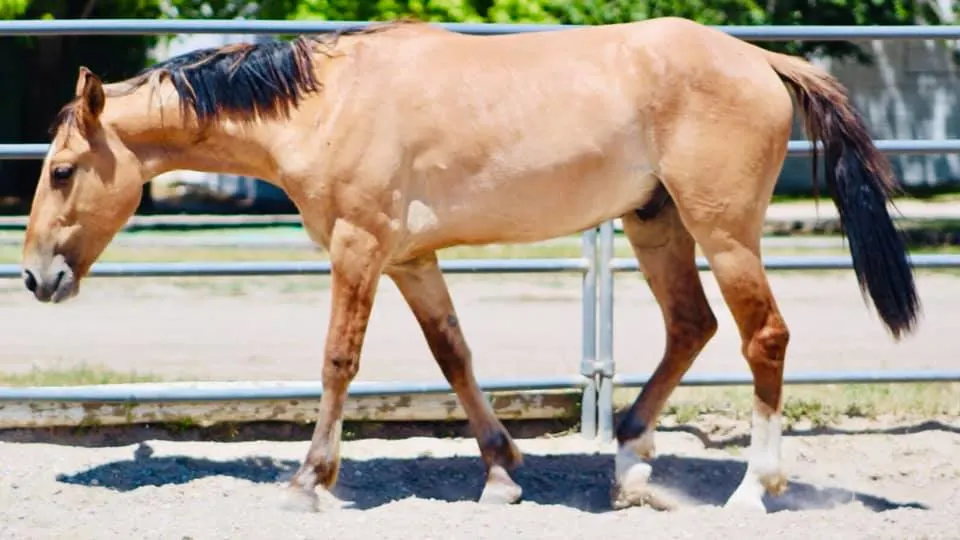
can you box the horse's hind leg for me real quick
[698,233,790,512]
[663,145,792,513]
[387,253,523,504]
[612,199,719,511]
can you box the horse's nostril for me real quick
[52,270,65,292]
[23,270,37,293]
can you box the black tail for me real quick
[764,50,921,340]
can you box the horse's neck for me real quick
[143,122,282,180]
[103,89,284,182]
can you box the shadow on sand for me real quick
[55,443,927,514]
[658,419,960,450]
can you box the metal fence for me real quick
[3,19,960,441]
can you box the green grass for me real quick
[0,364,165,387]
[0,232,950,265]
[4,221,960,266]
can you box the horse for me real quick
[20,17,920,513]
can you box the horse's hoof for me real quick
[479,481,522,505]
[611,482,678,511]
[723,491,768,513]
[762,472,789,497]
[279,484,320,513]
[479,465,523,505]
[610,455,679,512]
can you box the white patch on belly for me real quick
[406,200,440,234]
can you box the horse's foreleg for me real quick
[387,253,523,504]
[612,205,718,511]
[284,220,385,512]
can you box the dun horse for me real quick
[21,17,920,512]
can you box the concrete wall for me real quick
[778,37,960,195]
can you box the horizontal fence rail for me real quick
[3,369,956,404]
[7,140,960,161]
[5,19,960,40]
[616,370,960,388]
[2,20,960,440]
[609,253,960,272]
[0,259,591,278]
[2,252,955,280]
[0,376,591,403]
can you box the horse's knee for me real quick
[744,312,790,409]
[323,355,359,383]
[744,312,790,367]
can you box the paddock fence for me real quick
[2,19,960,442]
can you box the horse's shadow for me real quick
[55,443,926,514]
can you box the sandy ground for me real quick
[1,424,959,539]
[0,268,957,383]
[1,266,960,537]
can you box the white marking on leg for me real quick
[281,468,321,513]
[615,429,655,484]
[479,464,523,505]
[725,407,786,512]
[280,483,320,513]
[612,430,684,511]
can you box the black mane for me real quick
[143,37,320,124]
[51,21,417,133]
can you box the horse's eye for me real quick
[50,164,75,187]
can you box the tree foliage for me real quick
[289,0,951,62]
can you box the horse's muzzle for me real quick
[22,255,77,304]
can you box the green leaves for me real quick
[0,0,30,19]
[275,0,955,63]
[289,0,484,23]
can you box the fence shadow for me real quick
[658,419,960,450]
[54,443,926,514]
[0,419,574,448]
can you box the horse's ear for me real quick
[75,66,105,122]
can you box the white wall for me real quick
[778,36,960,194]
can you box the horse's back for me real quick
[323,18,795,254]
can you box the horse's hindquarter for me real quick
[366,25,669,253]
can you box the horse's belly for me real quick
[430,166,659,246]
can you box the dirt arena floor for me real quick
[1,425,958,539]
[1,269,959,538]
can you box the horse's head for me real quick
[21,67,145,303]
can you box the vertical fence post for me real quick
[596,220,616,441]
[579,227,599,439]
